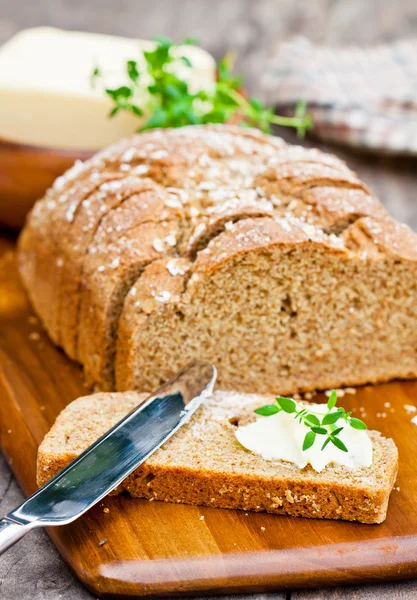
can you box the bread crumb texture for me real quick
[17,125,417,394]
[37,390,398,524]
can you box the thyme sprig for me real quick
[254,390,367,453]
[91,36,312,135]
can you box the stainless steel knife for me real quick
[0,360,216,555]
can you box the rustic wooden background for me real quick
[1,0,417,598]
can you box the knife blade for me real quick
[0,360,216,555]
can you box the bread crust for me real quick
[17,170,124,343]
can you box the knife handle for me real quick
[0,517,33,555]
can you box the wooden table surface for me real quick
[1,0,417,598]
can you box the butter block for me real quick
[0,27,216,150]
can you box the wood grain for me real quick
[1,235,417,598]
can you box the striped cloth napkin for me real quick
[261,37,417,155]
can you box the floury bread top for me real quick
[0,28,216,149]
[17,124,417,395]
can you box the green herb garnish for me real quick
[254,390,367,454]
[92,36,312,135]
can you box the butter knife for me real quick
[0,360,216,555]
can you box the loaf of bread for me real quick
[18,124,417,393]
[37,390,398,523]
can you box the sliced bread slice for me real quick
[37,390,398,524]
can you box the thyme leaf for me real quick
[255,390,367,454]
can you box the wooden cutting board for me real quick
[1,234,417,598]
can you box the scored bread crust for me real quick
[18,125,417,393]
[36,390,399,524]
[58,176,162,358]
[17,170,124,344]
